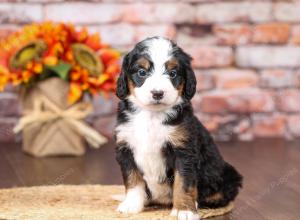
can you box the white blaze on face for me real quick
[129,38,181,110]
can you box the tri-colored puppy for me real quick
[115,37,242,220]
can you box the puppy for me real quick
[115,37,242,220]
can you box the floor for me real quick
[0,139,299,220]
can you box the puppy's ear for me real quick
[116,72,128,100]
[183,58,197,100]
[116,54,130,100]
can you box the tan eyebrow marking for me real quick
[136,57,150,70]
[166,58,179,70]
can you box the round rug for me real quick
[0,185,233,220]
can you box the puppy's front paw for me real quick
[117,199,144,214]
[172,210,200,220]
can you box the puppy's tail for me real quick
[198,202,234,219]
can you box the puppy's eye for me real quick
[137,69,147,78]
[169,70,177,78]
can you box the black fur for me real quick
[116,71,128,100]
[163,102,242,207]
[171,44,197,100]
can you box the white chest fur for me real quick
[116,110,174,202]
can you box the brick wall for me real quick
[1,0,300,141]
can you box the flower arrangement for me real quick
[0,22,120,103]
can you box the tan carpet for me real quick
[0,185,233,220]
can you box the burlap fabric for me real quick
[14,78,107,157]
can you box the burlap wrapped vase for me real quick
[14,78,107,157]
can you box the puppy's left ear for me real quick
[183,60,197,100]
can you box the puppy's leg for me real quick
[117,178,146,214]
[116,145,147,214]
[171,162,200,220]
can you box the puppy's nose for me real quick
[151,90,164,100]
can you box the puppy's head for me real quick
[116,37,196,111]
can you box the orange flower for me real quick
[74,27,88,42]
[65,49,74,62]
[70,71,82,81]
[98,74,110,85]
[0,22,120,104]
[0,66,9,91]
[33,63,43,74]
[0,50,9,67]
[68,82,82,104]
[105,63,120,76]
[85,33,102,51]
[48,42,64,56]
[99,48,121,66]
[11,73,23,86]
[22,70,33,83]
[43,56,58,66]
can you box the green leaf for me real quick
[46,62,72,80]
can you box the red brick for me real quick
[26,0,62,2]
[45,3,123,24]
[252,23,290,44]
[195,113,238,135]
[287,115,300,137]
[227,89,275,113]
[274,3,300,22]
[296,70,300,87]
[276,89,300,112]
[0,118,17,142]
[121,3,195,24]
[195,112,253,141]
[195,113,221,132]
[252,114,287,138]
[260,69,294,88]
[187,46,233,68]
[196,2,272,24]
[194,70,214,91]
[176,25,217,46]
[92,115,116,138]
[235,119,253,141]
[121,3,152,24]
[98,24,135,46]
[195,89,274,114]
[194,91,228,114]
[236,46,300,68]
[0,93,19,117]
[291,25,300,44]
[0,4,42,24]
[233,118,251,134]
[134,25,176,42]
[213,24,251,45]
[212,69,258,89]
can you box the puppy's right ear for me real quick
[116,54,130,100]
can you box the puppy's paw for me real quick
[177,210,200,220]
[117,199,144,214]
[117,185,145,214]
